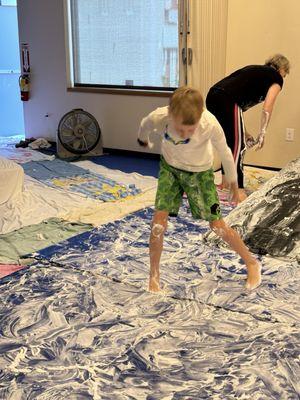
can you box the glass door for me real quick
[0,0,24,139]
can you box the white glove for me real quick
[255,132,265,150]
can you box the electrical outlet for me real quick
[285,128,294,141]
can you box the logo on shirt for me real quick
[164,125,191,145]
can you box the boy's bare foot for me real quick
[149,275,160,292]
[245,262,262,290]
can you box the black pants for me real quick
[206,88,246,188]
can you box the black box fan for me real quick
[57,108,102,158]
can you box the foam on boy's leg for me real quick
[245,262,262,290]
[151,223,164,239]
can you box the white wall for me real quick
[17,0,167,153]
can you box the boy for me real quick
[137,86,261,292]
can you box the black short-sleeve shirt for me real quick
[212,65,283,111]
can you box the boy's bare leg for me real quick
[149,210,168,292]
[210,219,261,290]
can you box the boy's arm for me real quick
[137,113,156,149]
[137,107,168,149]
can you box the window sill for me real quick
[67,86,173,97]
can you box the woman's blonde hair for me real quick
[169,86,204,125]
[265,54,290,74]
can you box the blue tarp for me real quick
[0,202,298,398]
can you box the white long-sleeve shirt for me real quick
[138,106,238,183]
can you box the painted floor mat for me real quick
[43,174,141,202]
[0,203,298,399]
[244,166,278,193]
[22,159,142,202]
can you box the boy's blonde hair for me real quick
[265,54,290,74]
[169,86,204,125]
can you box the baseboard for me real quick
[244,163,281,171]
[103,147,160,160]
[101,151,281,172]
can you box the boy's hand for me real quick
[137,138,148,147]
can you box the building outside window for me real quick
[0,1,17,6]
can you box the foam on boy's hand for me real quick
[147,140,154,149]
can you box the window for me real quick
[0,0,17,5]
[70,0,179,91]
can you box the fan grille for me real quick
[58,109,101,155]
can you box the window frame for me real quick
[66,0,179,96]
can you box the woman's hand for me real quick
[255,133,265,150]
[245,132,257,148]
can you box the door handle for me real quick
[182,47,187,65]
[188,48,193,65]
[187,0,190,34]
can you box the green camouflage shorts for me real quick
[155,157,222,221]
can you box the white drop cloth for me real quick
[0,167,157,235]
[0,157,24,205]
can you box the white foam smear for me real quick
[1,259,298,399]
[147,138,154,149]
[1,159,299,398]
[206,158,300,261]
